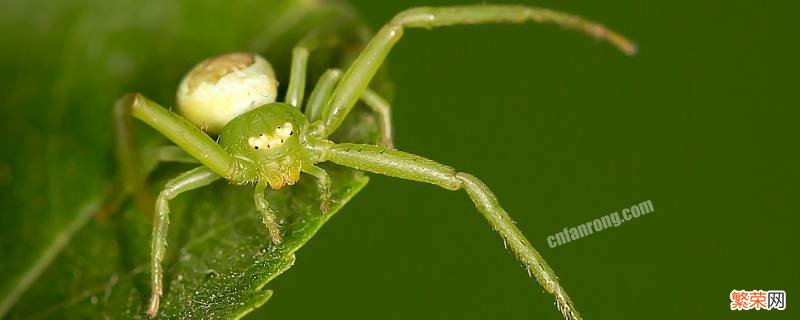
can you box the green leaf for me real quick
[0,0,386,318]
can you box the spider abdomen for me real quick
[177,52,279,134]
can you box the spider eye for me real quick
[254,146,259,149]
[289,131,293,136]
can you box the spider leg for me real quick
[305,68,342,123]
[114,93,248,182]
[148,145,200,166]
[111,95,208,221]
[146,166,221,318]
[114,96,153,213]
[285,46,309,108]
[360,88,394,148]
[307,140,581,320]
[305,69,393,148]
[302,163,332,212]
[254,181,283,244]
[318,5,636,137]
[287,26,355,110]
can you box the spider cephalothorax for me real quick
[115,5,635,319]
[219,103,310,188]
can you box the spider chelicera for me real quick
[113,5,635,319]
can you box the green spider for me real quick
[113,5,635,319]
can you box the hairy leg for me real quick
[301,164,332,212]
[318,5,636,137]
[147,166,220,318]
[254,181,283,244]
[308,140,581,320]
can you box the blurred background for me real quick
[261,1,799,319]
[1,0,797,319]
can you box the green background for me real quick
[259,0,798,319]
[0,0,797,319]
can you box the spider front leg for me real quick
[147,166,221,318]
[304,69,394,148]
[307,140,581,320]
[302,164,332,212]
[113,96,204,218]
[291,29,395,148]
[114,93,245,181]
[254,181,283,244]
[115,93,254,317]
[316,5,636,138]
